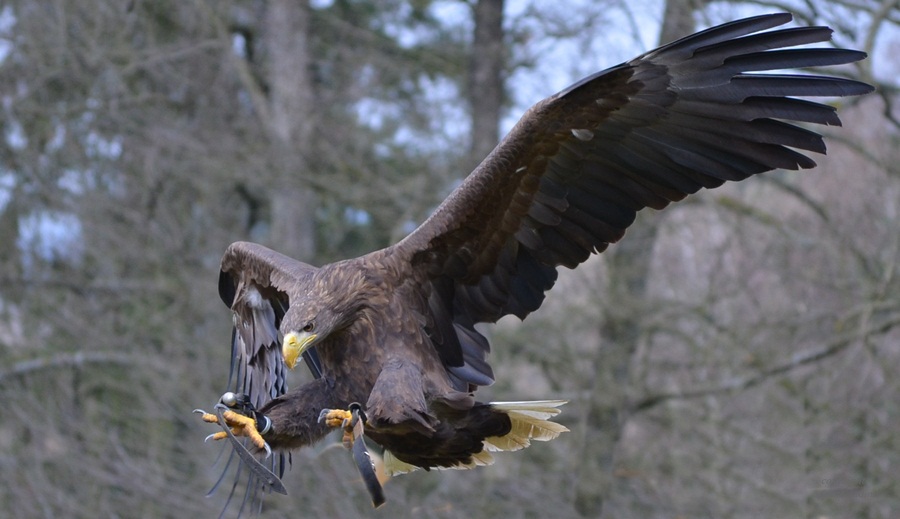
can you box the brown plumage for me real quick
[207,12,872,510]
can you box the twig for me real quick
[0,351,165,384]
[630,312,900,413]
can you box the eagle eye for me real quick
[302,321,315,333]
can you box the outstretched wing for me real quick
[212,241,321,513]
[398,13,873,389]
[219,241,322,408]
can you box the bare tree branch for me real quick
[631,311,900,413]
[0,351,167,384]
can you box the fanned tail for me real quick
[382,400,569,477]
[484,400,569,452]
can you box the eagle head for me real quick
[281,267,372,369]
[281,300,358,369]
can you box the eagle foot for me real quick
[318,408,353,428]
[318,403,367,449]
[194,404,272,458]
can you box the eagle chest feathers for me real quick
[312,265,446,416]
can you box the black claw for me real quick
[349,402,367,425]
[317,408,332,424]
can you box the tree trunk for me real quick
[265,0,318,260]
[658,0,705,44]
[468,0,505,168]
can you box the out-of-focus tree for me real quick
[467,0,505,168]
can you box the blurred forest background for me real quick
[1,0,898,518]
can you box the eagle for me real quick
[197,12,872,511]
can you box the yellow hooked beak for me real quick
[282,331,317,370]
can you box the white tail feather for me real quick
[484,400,569,452]
[382,400,568,477]
[383,450,421,476]
[383,447,496,476]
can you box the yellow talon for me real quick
[196,408,267,451]
[322,409,353,428]
[222,410,267,450]
[318,408,359,449]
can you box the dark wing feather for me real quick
[212,241,320,512]
[397,13,872,389]
[219,241,322,407]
